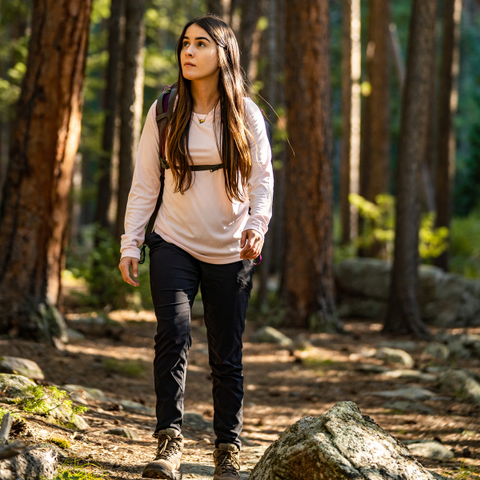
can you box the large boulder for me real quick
[250,401,439,480]
[0,357,44,381]
[335,258,480,327]
[0,374,36,397]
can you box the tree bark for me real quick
[340,0,361,244]
[238,0,261,89]
[114,0,145,241]
[434,0,463,271]
[384,0,438,339]
[94,0,125,236]
[0,0,92,342]
[282,0,340,331]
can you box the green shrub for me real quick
[15,386,88,417]
[450,209,480,278]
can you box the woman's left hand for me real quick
[240,229,263,261]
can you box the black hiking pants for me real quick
[146,231,254,449]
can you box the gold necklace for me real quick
[195,112,208,124]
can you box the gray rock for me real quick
[447,340,471,359]
[0,357,44,381]
[105,427,140,440]
[438,369,480,404]
[423,343,450,360]
[334,258,480,327]
[0,374,37,397]
[48,404,89,430]
[183,412,212,431]
[382,400,435,415]
[120,399,155,416]
[65,314,124,339]
[375,347,415,368]
[0,441,61,480]
[372,387,435,401]
[250,326,292,348]
[408,441,454,460]
[62,384,107,403]
[66,328,86,340]
[384,369,437,383]
[378,340,418,352]
[249,401,438,480]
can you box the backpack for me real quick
[138,84,223,264]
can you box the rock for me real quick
[249,401,438,480]
[407,441,454,460]
[378,340,418,352]
[374,347,415,368]
[335,258,480,327]
[384,370,437,383]
[382,400,436,415]
[0,357,44,381]
[292,334,313,351]
[354,364,389,374]
[447,340,471,359]
[62,384,107,403]
[250,326,292,348]
[65,314,124,339]
[66,328,86,340]
[372,387,435,401]
[0,442,60,480]
[0,374,36,397]
[183,412,212,431]
[120,399,155,416]
[48,404,89,430]
[105,427,140,440]
[438,369,480,404]
[423,343,450,360]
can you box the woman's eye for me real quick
[198,42,206,47]
[183,41,189,48]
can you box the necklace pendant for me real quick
[198,118,206,124]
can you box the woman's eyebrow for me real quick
[183,36,211,43]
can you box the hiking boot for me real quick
[142,428,183,479]
[213,443,241,480]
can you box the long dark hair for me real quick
[166,14,252,202]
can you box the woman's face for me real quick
[181,24,220,83]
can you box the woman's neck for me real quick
[190,79,220,114]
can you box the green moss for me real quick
[103,358,146,377]
[48,436,71,449]
[50,460,106,480]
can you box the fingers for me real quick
[240,230,247,248]
[118,257,140,287]
[240,230,263,260]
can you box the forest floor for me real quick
[1,310,480,479]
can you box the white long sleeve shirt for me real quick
[120,97,274,265]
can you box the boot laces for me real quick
[214,449,240,475]
[155,433,182,461]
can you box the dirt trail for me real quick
[1,314,480,479]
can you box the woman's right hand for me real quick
[118,256,140,287]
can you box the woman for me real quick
[119,14,273,480]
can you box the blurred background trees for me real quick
[1,0,480,340]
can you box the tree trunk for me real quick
[282,0,340,331]
[359,0,390,257]
[238,0,261,89]
[94,0,125,237]
[384,0,438,339]
[257,0,277,311]
[340,0,361,244]
[114,0,145,241]
[206,0,224,17]
[434,0,463,271]
[0,0,92,342]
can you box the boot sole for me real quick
[142,466,182,480]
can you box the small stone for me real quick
[408,441,454,460]
[66,328,86,340]
[62,384,107,402]
[120,399,155,415]
[438,369,480,404]
[105,427,140,440]
[382,400,435,415]
[0,373,37,397]
[0,357,44,380]
[423,343,450,360]
[183,412,212,431]
[375,347,415,368]
[372,387,435,401]
[250,326,292,348]
[447,340,471,359]
[384,369,437,383]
